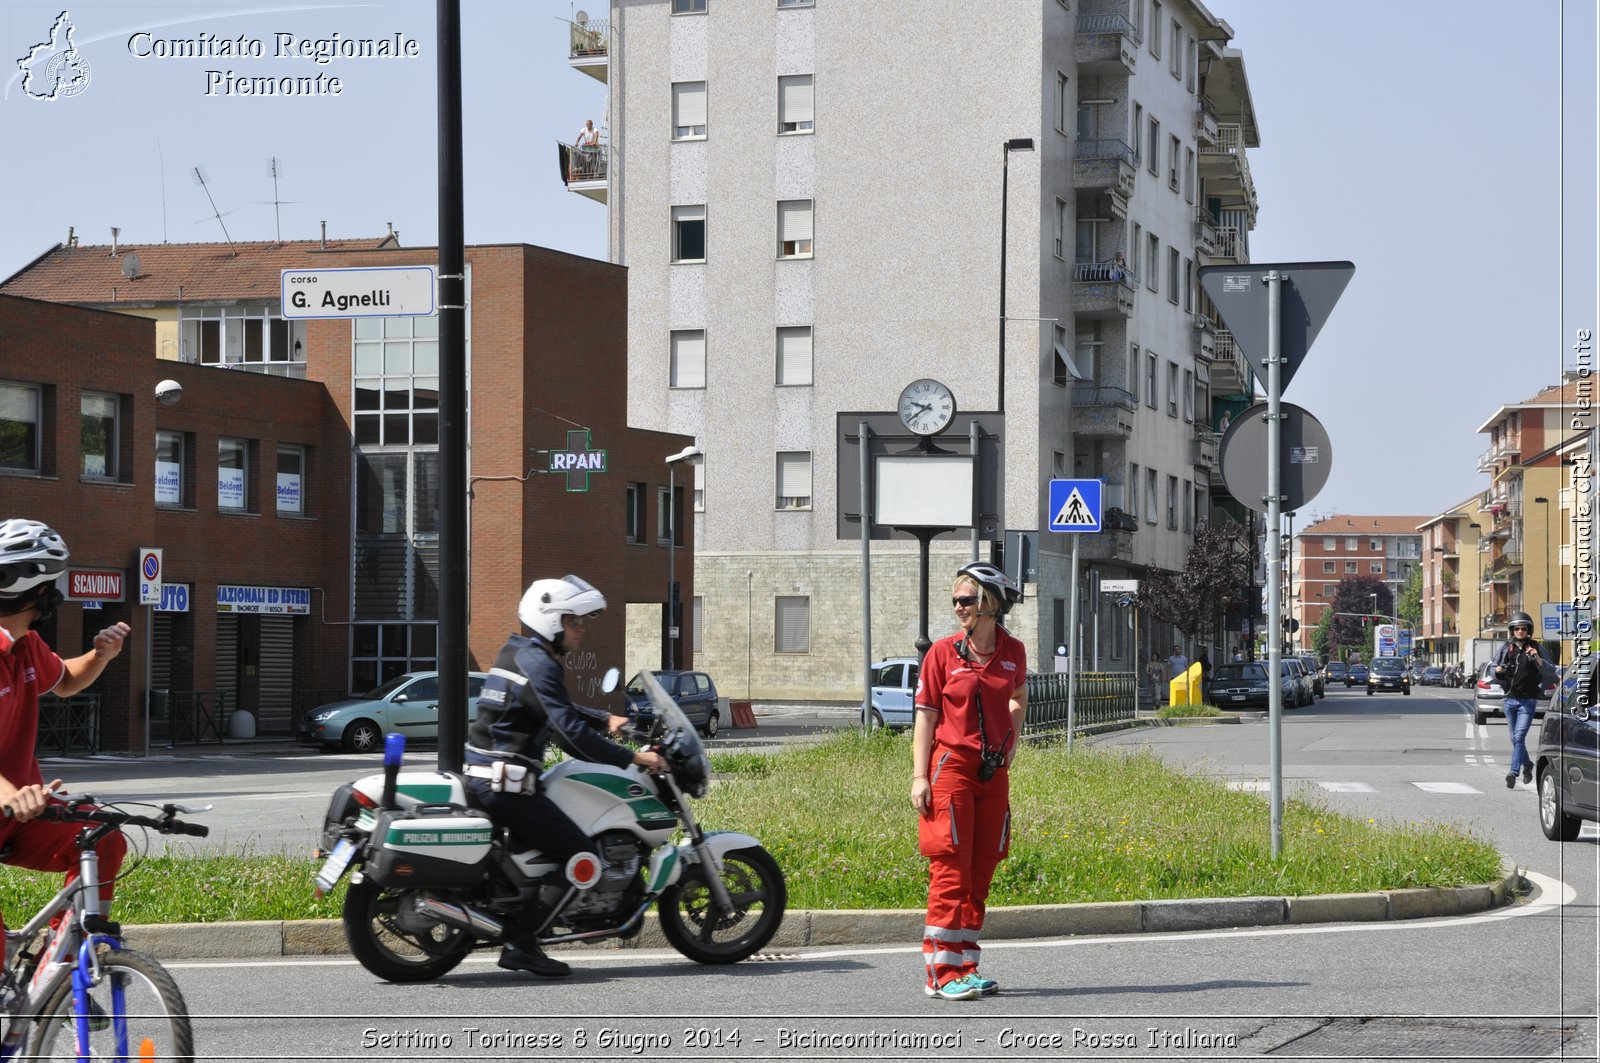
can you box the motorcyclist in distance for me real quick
[464,575,666,977]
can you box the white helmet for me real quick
[0,519,70,597]
[518,575,606,641]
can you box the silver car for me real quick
[863,657,919,731]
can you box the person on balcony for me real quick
[572,119,600,179]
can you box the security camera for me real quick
[155,379,183,406]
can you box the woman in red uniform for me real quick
[911,562,1026,1001]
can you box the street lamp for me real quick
[664,444,704,670]
[1533,496,1551,610]
[997,137,1035,415]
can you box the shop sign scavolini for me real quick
[216,584,311,614]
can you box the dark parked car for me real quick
[297,671,489,752]
[1420,665,1444,686]
[1534,657,1600,841]
[1367,656,1411,696]
[1206,661,1300,709]
[625,669,722,737]
[1296,655,1325,698]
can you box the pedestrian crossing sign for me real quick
[1048,479,1102,533]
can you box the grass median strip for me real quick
[1,731,1501,924]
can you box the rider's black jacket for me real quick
[465,632,632,772]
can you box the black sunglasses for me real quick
[952,595,980,608]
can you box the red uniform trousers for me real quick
[0,809,127,918]
[918,745,1010,989]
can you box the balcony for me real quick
[1071,261,1136,318]
[558,141,608,203]
[1191,427,1219,470]
[1209,328,1255,396]
[1075,14,1138,76]
[1070,385,1136,438]
[567,17,609,82]
[1077,527,1137,562]
[1073,139,1137,212]
[1198,123,1258,224]
[1193,314,1216,362]
[1195,208,1218,256]
[1195,97,1220,148]
[1207,224,1243,263]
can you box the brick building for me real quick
[1,237,691,751]
[1291,514,1428,646]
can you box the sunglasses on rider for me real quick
[952,595,980,608]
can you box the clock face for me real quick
[897,378,957,436]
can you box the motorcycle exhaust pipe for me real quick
[414,896,505,941]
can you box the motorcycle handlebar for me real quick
[0,801,210,838]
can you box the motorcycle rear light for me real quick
[352,789,378,810]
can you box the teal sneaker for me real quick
[961,972,999,996]
[924,978,980,1001]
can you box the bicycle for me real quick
[1,796,210,1061]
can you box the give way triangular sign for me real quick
[1197,261,1355,393]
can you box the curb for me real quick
[121,864,1528,961]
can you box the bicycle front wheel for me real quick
[25,948,192,1061]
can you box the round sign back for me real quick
[1218,402,1333,513]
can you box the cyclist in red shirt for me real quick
[911,562,1027,1001]
[0,520,130,925]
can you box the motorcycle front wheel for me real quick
[659,845,786,964]
[343,879,474,982]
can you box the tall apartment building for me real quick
[1417,500,1487,665]
[568,0,1261,698]
[1293,515,1427,643]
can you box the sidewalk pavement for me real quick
[123,864,1528,961]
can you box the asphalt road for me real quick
[33,688,1600,1061]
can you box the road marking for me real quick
[1413,782,1481,794]
[162,871,1577,971]
[1317,782,1375,793]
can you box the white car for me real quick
[863,657,920,731]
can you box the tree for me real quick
[1396,567,1422,630]
[1311,605,1333,662]
[1328,577,1393,659]
[1136,520,1253,640]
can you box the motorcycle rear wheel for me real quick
[343,880,474,982]
[659,845,786,964]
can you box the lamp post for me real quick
[1533,496,1551,611]
[997,137,1035,417]
[664,445,704,670]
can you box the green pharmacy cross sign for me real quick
[548,429,608,492]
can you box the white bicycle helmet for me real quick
[956,561,1024,617]
[518,575,606,641]
[0,519,70,597]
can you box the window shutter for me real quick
[670,330,706,388]
[778,200,813,243]
[775,596,811,652]
[673,81,706,128]
[777,327,812,385]
[777,452,811,499]
[778,75,813,125]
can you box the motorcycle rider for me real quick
[1492,611,1547,789]
[464,574,667,978]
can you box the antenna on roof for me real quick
[258,156,304,243]
[120,253,142,280]
[190,165,237,253]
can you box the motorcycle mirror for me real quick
[601,667,620,694]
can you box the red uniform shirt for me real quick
[1,627,65,792]
[914,628,1027,754]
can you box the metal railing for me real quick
[1071,384,1137,410]
[1213,225,1241,260]
[37,694,101,756]
[1076,13,1139,40]
[1073,138,1137,166]
[567,17,609,58]
[559,140,609,184]
[1072,260,1137,285]
[156,690,228,746]
[1024,671,1137,734]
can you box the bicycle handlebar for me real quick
[0,801,210,838]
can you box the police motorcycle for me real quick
[313,670,785,981]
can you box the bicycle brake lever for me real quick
[166,803,214,815]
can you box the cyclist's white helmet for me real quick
[955,561,1024,617]
[519,575,606,641]
[0,519,70,597]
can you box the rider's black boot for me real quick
[498,933,570,978]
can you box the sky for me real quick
[2,0,1595,525]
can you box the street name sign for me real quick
[280,266,436,319]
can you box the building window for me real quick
[80,391,119,480]
[1188,35,1198,91]
[1370,561,1383,574]
[778,200,813,258]
[1146,467,1158,524]
[1150,1,1163,56]
[672,0,707,12]
[775,595,810,652]
[1077,321,1102,383]
[352,316,441,448]
[1170,20,1182,77]
[1147,233,1160,291]
[777,74,814,132]
[625,483,646,544]
[1053,323,1070,386]
[693,595,703,654]
[1147,117,1160,176]
[1129,463,1140,518]
[1131,223,1142,277]
[1054,198,1068,259]
[1323,561,1335,574]
[350,622,439,692]
[1182,477,1192,532]
[1182,368,1193,421]
[672,81,707,139]
[776,451,811,510]
[1346,536,1358,550]
[672,205,706,263]
[1184,258,1193,311]
[1370,538,1382,550]
[670,329,706,389]
[1345,561,1357,573]
[1146,351,1158,408]
[155,430,184,507]
[777,0,814,7]
[1167,475,1178,529]
[1169,133,1180,190]
[1167,361,1179,417]
[0,382,41,474]
[277,445,305,515]
[218,438,249,511]
[1324,537,1337,550]
[656,486,674,544]
[776,326,813,386]
[178,304,306,369]
[354,449,440,620]
[1168,247,1180,302]
[1055,72,1069,134]
[1184,147,1195,202]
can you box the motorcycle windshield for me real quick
[637,670,711,795]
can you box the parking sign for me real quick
[138,547,162,606]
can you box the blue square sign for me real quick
[1048,479,1103,533]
